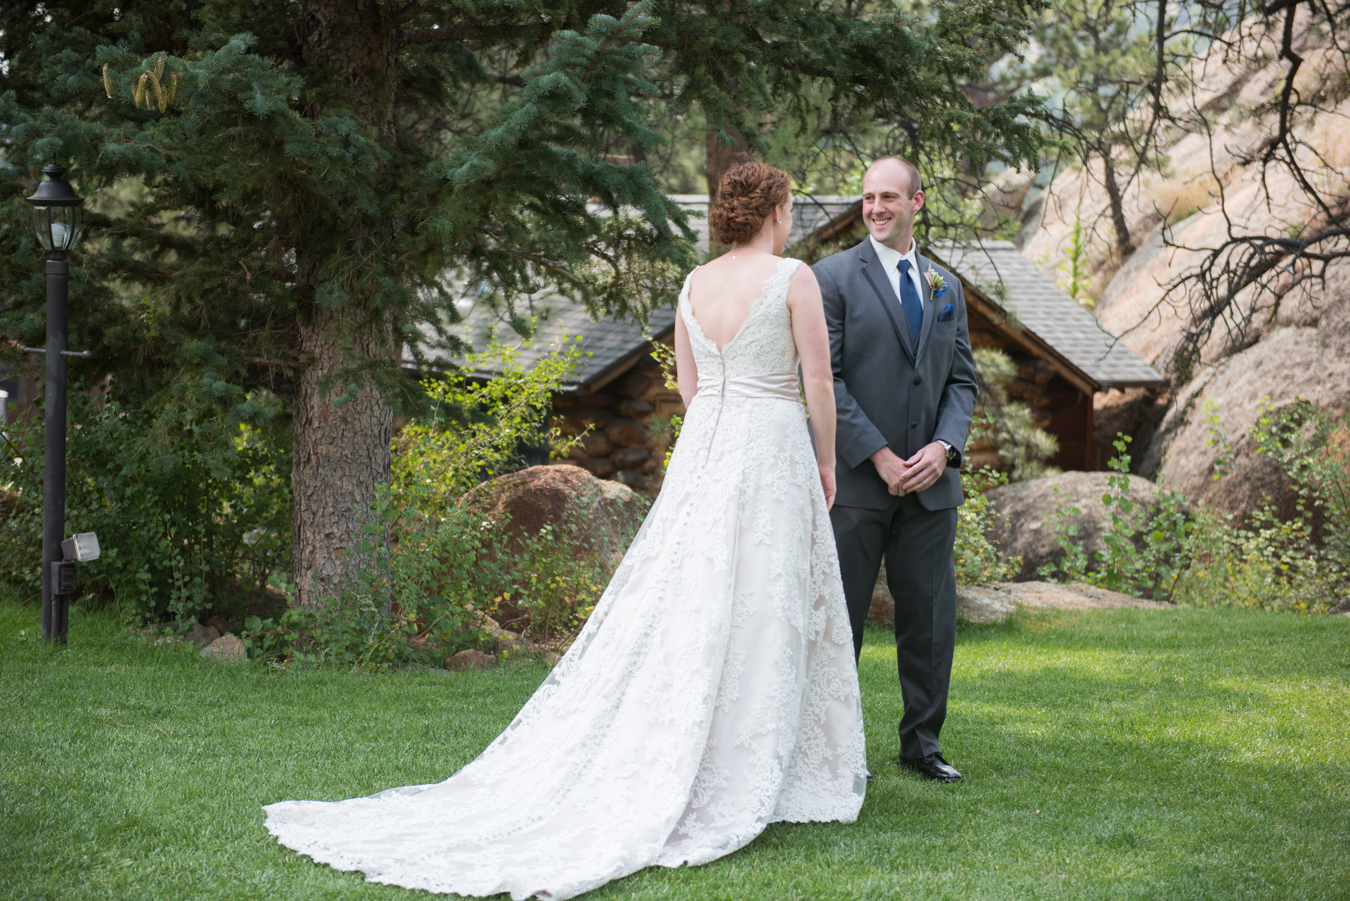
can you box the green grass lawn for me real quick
[2,597,1347,901]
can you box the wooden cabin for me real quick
[425,197,1166,489]
[928,240,1167,471]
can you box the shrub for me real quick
[1040,401,1350,610]
[955,466,1022,585]
[1172,398,1349,611]
[0,390,290,624]
[393,339,584,513]
[245,339,623,668]
[971,351,1060,481]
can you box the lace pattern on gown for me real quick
[264,256,867,900]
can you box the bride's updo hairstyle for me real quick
[708,162,792,246]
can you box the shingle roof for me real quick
[928,240,1165,389]
[423,212,1163,395]
[429,195,859,392]
[668,194,860,254]
[420,298,675,394]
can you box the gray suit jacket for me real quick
[813,239,978,511]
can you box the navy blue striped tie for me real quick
[897,260,923,342]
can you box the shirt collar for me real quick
[869,234,919,270]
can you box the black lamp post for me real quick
[26,162,85,645]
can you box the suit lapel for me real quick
[858,244,916,363]
[915,253,938,362]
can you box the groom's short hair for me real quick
[866,156,923,198]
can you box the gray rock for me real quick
[955,584,1020,624]
[866,571,1019,626]
[1328,597,1350,616]
[446,649,497,671]
[458,465,649,636]
[985,471,1165,581]
[201,634,246,662]
[188,623,222,648]
[864,574,1163,626]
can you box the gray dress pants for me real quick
[830,494,958,759]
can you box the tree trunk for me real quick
[1101,151,1136,260]
[291,304,396,608]
[705,123,751,205]
[289,0,399,608]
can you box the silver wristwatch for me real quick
[937,440,957,462]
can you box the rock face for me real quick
[984,471,1163,581]
[201,634,246,662]
[458,464,648,565]
[1008,16,1350,522]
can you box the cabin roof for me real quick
[424,200,1164,395]
[432,299,676,395]
[666,194,861,255]
[928,241,1165,390]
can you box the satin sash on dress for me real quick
[696,370,801,403]
[696,370,801,463]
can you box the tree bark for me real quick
[289,0,399,608]
[705,123,751,205]
[1101,150,1136,260]
[291,304,396,608]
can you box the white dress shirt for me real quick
[869,234,925,308]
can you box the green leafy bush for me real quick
[955,466,1022,585]
[1172,399,1349,612]
[243,340,627,668]
[1039,435,1193,599]
[393,339,584,513]
[0,391,290,624]
[1040,401,1349,610]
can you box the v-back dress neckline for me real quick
[683,257,794,355]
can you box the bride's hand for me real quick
[818,463,837,512]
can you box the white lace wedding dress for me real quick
[264,257,867,899]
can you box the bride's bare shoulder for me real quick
[786,259,822,308]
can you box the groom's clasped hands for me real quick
[869,442,948,496]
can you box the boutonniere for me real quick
[926,268,948,299]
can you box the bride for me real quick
[264,162,867,899]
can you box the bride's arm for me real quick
[787,265,837,509]
[674,313,699,408]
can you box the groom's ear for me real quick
[911,189,925,212]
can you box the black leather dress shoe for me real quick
[899,752,962,782]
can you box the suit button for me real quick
[910,421,918,429]
[913,376,922,385]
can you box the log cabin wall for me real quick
[966,305,1095,472]
[549,351,682,495]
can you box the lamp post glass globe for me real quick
[26,163,84,254]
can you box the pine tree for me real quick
[1,0,1042,609]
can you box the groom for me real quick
[813,157,978,782]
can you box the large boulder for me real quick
[458,464,649,565]
[985,471,1164,581]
